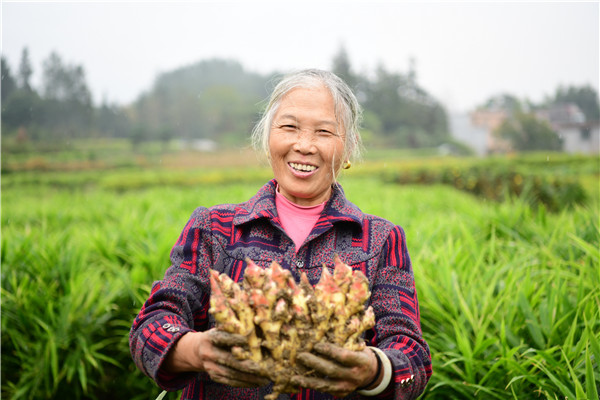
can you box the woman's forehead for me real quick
[276,87,336,114]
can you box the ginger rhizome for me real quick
[208,256,375,399]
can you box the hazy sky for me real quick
[2,1,598,113]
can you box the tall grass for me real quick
[1,181,263,399]
[342,178,599,398]
[1,156,599,399]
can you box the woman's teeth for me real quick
[289,162,317,172]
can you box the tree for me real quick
[39,52,93,138]
[2,54,40,132]
[94,99,132,139]
[1,88,42,131]
[364,65,409,135]
[42,52,92,105]
[131,59,268,145]
[1,56,18,102]
[494,112,562,151]
[18,47,33,91]
[362,64,449,147]
[478,93,523,115]
[331,46,357,89]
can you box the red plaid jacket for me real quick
[130,180,432,399]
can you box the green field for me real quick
[1,150,599,399]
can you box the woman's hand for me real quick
[163,329,269,388]
[290,342,380,398]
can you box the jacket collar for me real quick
[233,179,363,230]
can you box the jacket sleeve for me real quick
[129,207,213,391]
[367,225,432,399]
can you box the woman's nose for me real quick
[292,129,317,153]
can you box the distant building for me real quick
[448,113,488,156]
[454,104,599,155]
[556,123,599,154]
[469,109,511,154]
[535,103,599,154]
[535,103,586,125]
[470,108,508,131]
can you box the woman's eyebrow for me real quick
[316,120,338,128]
[276,114,298,122]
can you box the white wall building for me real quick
[536,104,599,154]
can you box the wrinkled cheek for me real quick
[271,161,285,180]
[332,147,345,173]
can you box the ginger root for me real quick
[208,257,375,399]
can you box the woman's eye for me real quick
[317,129,333,136]
[281,125,297,130]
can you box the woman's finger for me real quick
[290,374,353,397]
[208,329,248,348]
[296,352,348,379]
[218,352,265,377]
[222,366,270,387]
[203,333,270,387]
[207,359,269,387]
[312,341,370,367]
[211,371,265,388]
[297,344,379,390]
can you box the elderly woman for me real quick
[130,69,432,399]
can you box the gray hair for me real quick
[251,69,363,162]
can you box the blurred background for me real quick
[2,1,598,162]
[2,2,599,400]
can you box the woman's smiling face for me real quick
[269,85,346,206]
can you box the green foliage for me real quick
[1,176,262,400]
[94,102,133,139]
[1,89,43,132]
[2,50,95,141]
[18,47,33,91]
[2,48,453,151]
[418,198,599,399]
[132,59,268,145]
[361,65,450,148]
[1,55,18,102]
[2,152,598,399]
[37,52,94,138]
[380,155,592,211]
[494,112,562,152]
[345,177,599,400]
[331,46,358,90]
[42,52,92,106]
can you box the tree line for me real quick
[1,47,451,151]
[2,47,597,153]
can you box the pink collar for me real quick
[275,188,326,251]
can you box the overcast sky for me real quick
[2,1,598,113]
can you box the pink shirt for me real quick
[275,189,325,251]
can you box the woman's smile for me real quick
[288,162,318,174]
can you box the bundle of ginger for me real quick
[208,256,375,399]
